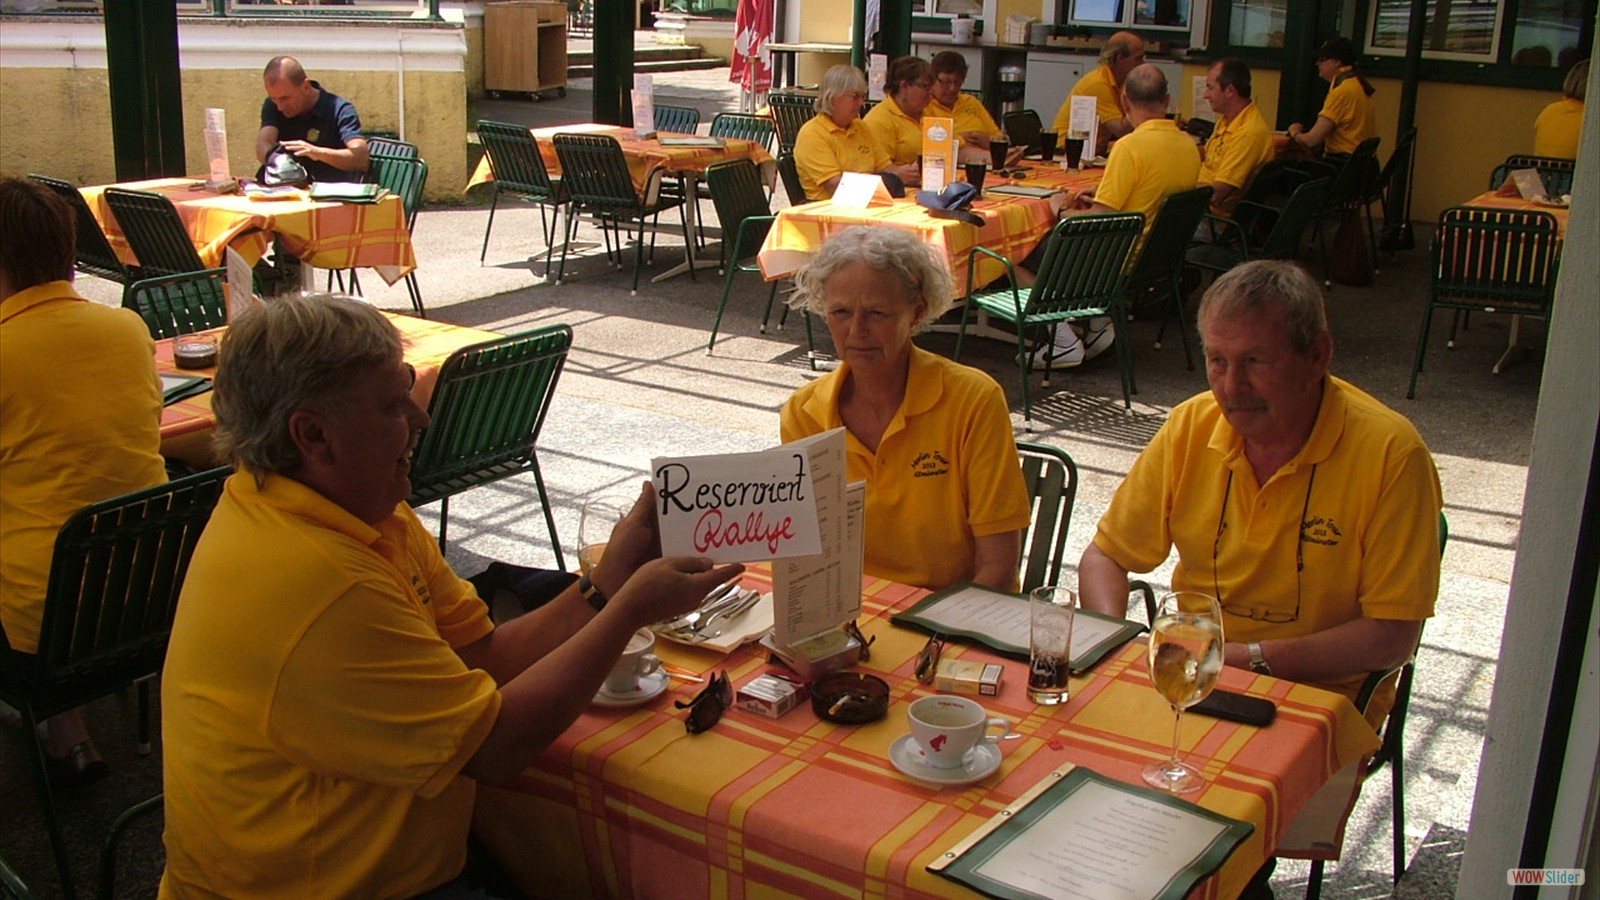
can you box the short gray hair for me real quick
[788,226,954,329]
[815,65,868,115]
[213,294,402,477]
[1123,64,1168,107]
[1198,260,1327,355]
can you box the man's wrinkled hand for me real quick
[591,481,661,599]
[613,557,746,625]
[280,139,317,158]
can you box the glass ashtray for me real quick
[811,672,889,725]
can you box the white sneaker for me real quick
[1081,317,1116,361]
[1023,332,1085,370]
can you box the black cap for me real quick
[1316,36,1358,65]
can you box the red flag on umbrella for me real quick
[731,0,774,93]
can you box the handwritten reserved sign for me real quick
[652,431,841,562]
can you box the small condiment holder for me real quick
[759,628,861,682]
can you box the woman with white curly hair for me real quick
[780,227,1030,593]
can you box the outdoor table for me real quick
[473,571,1380,900]
[80,177,417,286]
[155,313,501,468]
[1459,188,1571,372]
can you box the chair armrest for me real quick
[730,214,777,261]
[966,244,1019,300]
[1129,579,1158,626]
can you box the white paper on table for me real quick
[1190,76,1214,123]
[843,481,864,605]
[632,76,656,138]
[904,584,1131,660]
[968,776,1234,898]
[771,429,855,646]
[223,247,258,319]
[1069,95,1099,157]
[833,171,895,208]
[651,429,841,564]
[204,107,226,132]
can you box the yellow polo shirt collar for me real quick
[1206,377,1347,480]
[0,280,80,324]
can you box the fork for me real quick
[692,590,760,635]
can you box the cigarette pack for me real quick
[736,674,808,718]
[934,659,1003,697]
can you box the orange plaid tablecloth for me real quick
[466,123,775,195]
[80,177,417,285]
[1461,190,1571,236]
[757,166,1103,297]
[155,313,501,468]
[474,575,1380,900]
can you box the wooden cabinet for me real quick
[485,1,569,98]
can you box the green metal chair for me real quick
[124,269,228,340]
[29,174,140,293]
[777,153,807,205]
[406,325,573,564]
[1360,127,1418,265]
[337,154,428,316]
[1186,178,1332,277]
[1121,186,1213,370]
[956,212,1144,426]
[476,120,570,275]
[0,467,230,900]
[1016,441,1078,592]
[101,187,208,278]
[1407,206,1561,398]
[704,159,783,354]
[768,92,816,156]
[1490,153,1576,197]
[95,792,164,900]
[1001,109,1042,156]
[365,135,419,160]
[653,104,701,135]
[552,133,691,294]
[709,112,776,152]
[1300,136,1380,285]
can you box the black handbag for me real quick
[260,145,312,187]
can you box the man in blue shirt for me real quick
[256,56,369,183]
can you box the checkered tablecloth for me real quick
[1461,190,1571,236]
[155,312,501,468]
[474,571,1380,900]
[466,123,775,195]
[80,177,417,285]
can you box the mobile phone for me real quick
[1191,689,1277,727]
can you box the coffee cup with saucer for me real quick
[594,628,668,708]
[889,695,1013,785]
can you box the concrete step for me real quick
[567,46,709,67]
[568,56,728,79]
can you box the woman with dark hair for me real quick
[1287,36,1376,156]
[862,55,934,187]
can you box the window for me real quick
[1069,0,1193,31]
[1367,0,1503,61]
[1507,0,1589,68]
[1225,0,1287,48]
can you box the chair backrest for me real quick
[366,135,419,160]
[1024,212,1145,317]
[101,188,208,277]
[654,104,702,135]
[777,153,807,206]
[3,467,230,704]
[1492,154,1576,196]
[962,87,987,104]
[709,112,777,152]
[1016,441,1078,592]
[1252,177,1331,259]
[1124,186,1212,293]
[125,269,228,340]
[1002,110,1043,154]
[1327,135,1380,207]
[477,120,561,198]
[368,154,428,226]
[1430,205,1561,311]
[553,133,649,212]
[28,173,133,284]
[859,99,878,118]
[768,92,816,155]
[705,159,774,261]
[406,325,574,506]
[1375,127,1417,197]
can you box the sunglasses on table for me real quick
[913,633,945,684]
[675,670,733,734]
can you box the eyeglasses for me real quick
[913,633,944,684]
[912,80,934,90]
[1212,465,1317,623]
[843,619,876,662]
[935,75,964,88]
[675,670,733,734]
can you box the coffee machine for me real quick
[997,63,1026,115]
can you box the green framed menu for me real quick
[985,185,1063,199]
[160,374,211,406]
[891,582,1144,673]
[928,765,1253,900]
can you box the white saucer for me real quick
[592,670,669,708]
[888,734,1003,786]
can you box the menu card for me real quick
[1067,95,1099,160]
[833,171,896,208]
[768,431,858,646]
[650,428,844,565]
[632,73,656,138]
[929,765,1253,900]
[921,116,956,193]
[892,582,1144,673]
[204,107,231,187]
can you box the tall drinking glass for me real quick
[1141,591,1224,793]
[1028,586,1077,704]
[577,493,633,575]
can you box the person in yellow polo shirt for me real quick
[926,50,1003,153]
[159,295,743,897]
[1052,30,1146,155]
[1533,58,1586,159]
[1080,260,1441,724]
[863,55,935,186]
[1197,57,1276,216]
[1287,36,1377,156]
[793,64,895,200]
[0,177,167,788]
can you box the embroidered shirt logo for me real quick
[308,128,322,143]
[910,450,950,478]
[1301,515,1342,547]
[412,573,433,606]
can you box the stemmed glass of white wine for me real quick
[577,493,633,575]
[1142,591,1224,794]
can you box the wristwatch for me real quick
[577,573,609,613]
[1246,642,1272,676]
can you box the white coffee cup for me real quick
[603,628,662,694]
[906,695,1014,769]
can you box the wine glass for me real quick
[577,492,633,575]
[1142,591,1224,794]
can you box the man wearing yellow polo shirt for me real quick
[926,51,1003,152]
[1052,30,1145,155]
[1197,58,1276,216]
[1079,260,1441,725]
